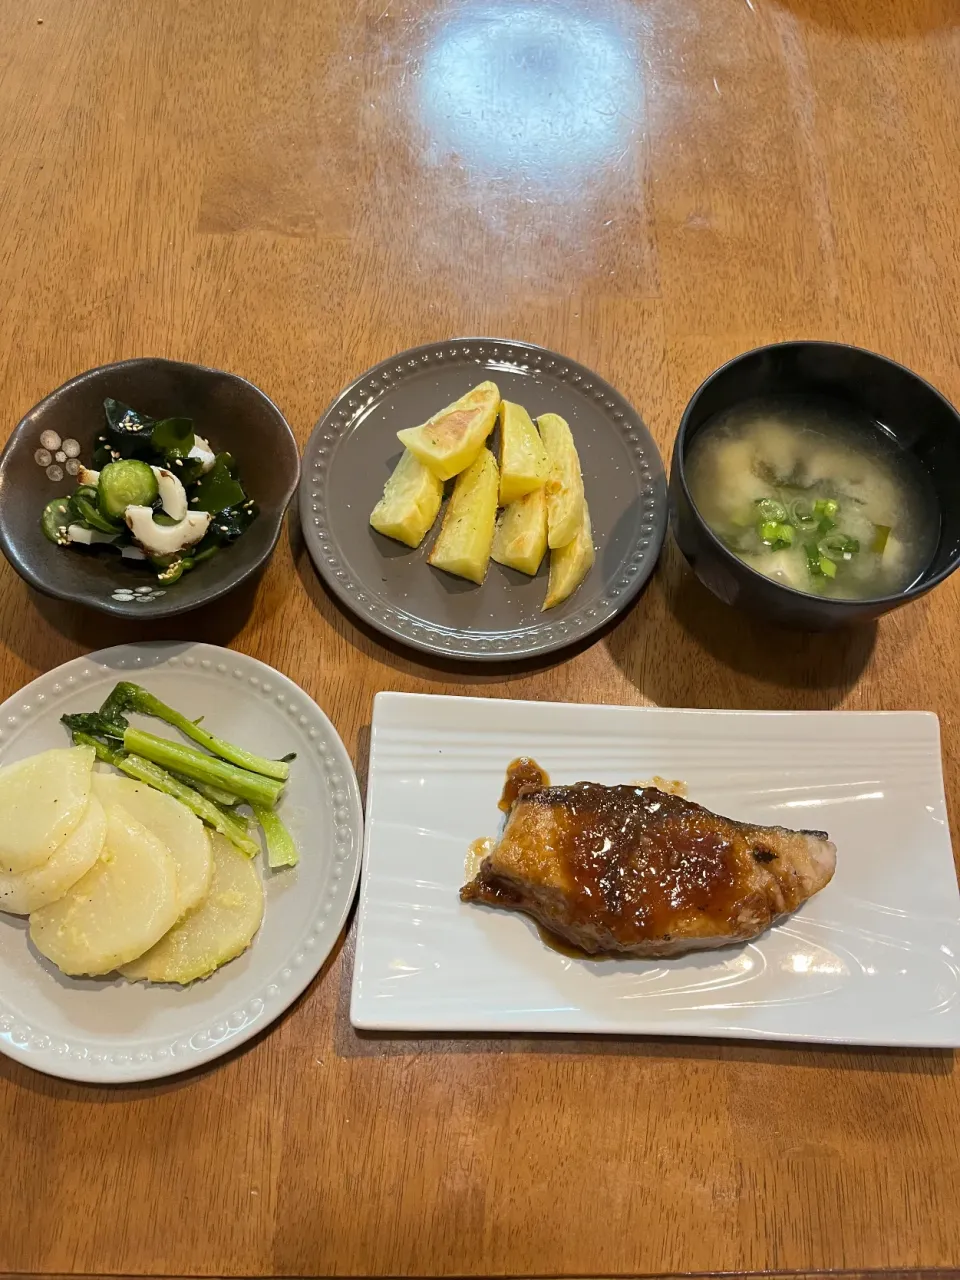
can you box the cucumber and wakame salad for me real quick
[40,399,257,585]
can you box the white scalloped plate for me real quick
[0,643,362,1083]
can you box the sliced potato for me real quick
[427,448,499,585]
[539,412,585,549]
[498,401,549,505]
[121,832,264,985]
[397,381,500,481]
[0,745,95,874]
[0,796,106,915]
[93,774,212,915]
[543,501,595,610]
[30,804,180,976]
[491,487,548,577]
[369,449,444,548]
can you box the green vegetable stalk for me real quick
[252,803,299,869]
[121,726,284,808]
[64,685,300,869]
[180,777,242,807]
[68,730,260,858]
[100,682,291,781]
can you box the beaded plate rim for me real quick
[0,642,363,1085]
[299,338,668,660]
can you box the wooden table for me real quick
[1,0,958,1275]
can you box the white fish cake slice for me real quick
[0,745,95,873]
[93,773,212,914]
[30,804,180,976]
[122,832,264,985]
[0,795,106,915]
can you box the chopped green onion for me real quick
[805,542,823,576]
[756,498,788,523]
[760,520,794,549]
[818,533,859,561]
[819,557,837,578]
[788,498,819,533]
[813,498,839,534]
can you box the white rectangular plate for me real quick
[352,693,960,1046]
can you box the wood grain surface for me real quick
[1,0,960,1275]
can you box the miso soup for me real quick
[685,396,939,600]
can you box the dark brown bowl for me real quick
[0,358,300,618]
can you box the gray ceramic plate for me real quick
[300,339,667,660]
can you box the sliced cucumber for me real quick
[98,460,159,520]
[41,497,74,544]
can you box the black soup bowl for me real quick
[0,358,300,619]
[669,341,960,630]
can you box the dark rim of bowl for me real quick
[673,339,960,609]
[0,357,300,617]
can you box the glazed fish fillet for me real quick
[461,763,837,957]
